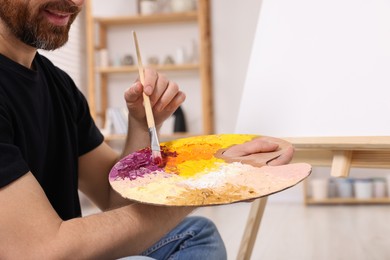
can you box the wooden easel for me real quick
[237,136,390,260]
[236,197,268,260]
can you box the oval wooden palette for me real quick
[109,134,311,206]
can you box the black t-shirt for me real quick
[0,53,104,220]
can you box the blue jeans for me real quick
[129,216,227,260]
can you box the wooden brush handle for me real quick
[133,31,156,128]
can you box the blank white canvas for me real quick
[236,0,390,137]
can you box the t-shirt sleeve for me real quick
[43,57,104,157]
[0,144,30,187]
[74,87,104,156]
[42,57,104,157]
[0,106,29,188]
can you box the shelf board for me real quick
[94,11,198,26]
[306,197,390,205]
[97,64,200,74]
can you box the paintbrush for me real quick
[132,31,162,165]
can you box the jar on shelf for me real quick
[310,178,328,200]
[335,178,353,198]
[139,0,158,15]
[156,0,172,13]
[372,178,386,198]
[354,178,373,199]
[170,0,196,13]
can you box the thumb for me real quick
[124,82,143,104]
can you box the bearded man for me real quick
[0,1,293,259]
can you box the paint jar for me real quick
[373,178,386,198]
[354,178,373,199]
[328,178,337,198]
[335,178,353,198]
[310,178,328,200]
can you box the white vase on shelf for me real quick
[170,0,195,13]
[140,0,158,15]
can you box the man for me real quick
[0,0,294,259]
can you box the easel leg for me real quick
[236,197,268,260]
[331,150,352,178]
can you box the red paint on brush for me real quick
[153,155,163,167]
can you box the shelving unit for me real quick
[305,197,390,205]
[304,175,390,205]
[85,0,213,141]
[284,136,390,205]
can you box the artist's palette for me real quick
[109,134,311,206]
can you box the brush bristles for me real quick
[152,150,162,158]
[152,150,163,166]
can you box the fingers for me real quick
[142,69,185,114]
[124,82,143,105]
[124,67,186,127]
[149,73,169,107]
[142,68,158,95]
[223,138,279,157]
[153,80,182,113]
[222,137,295,168]
[126,68,182,103]
[267,146,295,166]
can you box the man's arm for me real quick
[78,141,133,210]
[0,171,192,259]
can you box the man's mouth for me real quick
[44,9,73,26]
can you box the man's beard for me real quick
[0,0,81,50]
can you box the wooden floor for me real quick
[193,202,390,260]
[81,200,390,260]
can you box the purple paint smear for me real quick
[109,148,163,181]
